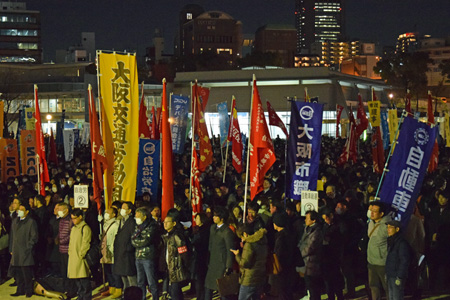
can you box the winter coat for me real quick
[163,228,190,283]
[58,214,72,254]
[385,233,411,279]
[191,223,210,279]
[100,218,119,264]
[131,218,160,260]
[10,216,38,267]
[274,228,296,277]
[205,223,235,290]
[235,228,268,287]
[68,221,91,279]
[113,215,137,276]
[299,222,323,277]
[367,215,391,266]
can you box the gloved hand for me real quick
[395,277,402,286]
[224,268,233,276]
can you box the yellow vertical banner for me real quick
[388,109,399,152]
[0,101,4,138]
[0,139,19,183]
[25,107,36,130]
[445,112,450,147]
[98,52,139,204]
[20,130,37,176]
[367,101,381,127]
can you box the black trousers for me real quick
[75,277,92,300]
[14,265,33,295]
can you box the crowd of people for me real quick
[0,134,449,300]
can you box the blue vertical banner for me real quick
[170,95,189,154]
[380,110,390,150]
[137,139,160,198]
[286,101,323,200]
[217,101,229,147]
[73,129,80,146]
[378,117,437,227]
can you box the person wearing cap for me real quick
[367,201,391,300]
[9,202,38,297]
[273,212,296,300]
[385,220,411,300]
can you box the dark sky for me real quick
[25,0,450,62]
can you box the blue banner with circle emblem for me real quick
[286,101,323,201]
[378,117,437,227]
[137,139,160,199]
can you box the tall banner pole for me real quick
[243,75,255,223]
[189,81,197,202]
[223,97,234,183]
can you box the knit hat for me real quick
[386,220,401,228]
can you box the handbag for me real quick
[0,225,9,251]
[216,272,239,296]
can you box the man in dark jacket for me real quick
[113,202,137,294]
[10,202,38,297]
[385,220,410,300]
[131,206,161,300]
[299,210,323,300]
[204,206,235,300]
[191,213,210,300]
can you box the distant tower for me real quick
[153,28,164,62]
[396,32,418,53]
[177,4,204,56]
[295,0,345,53]
[81,32,95,62]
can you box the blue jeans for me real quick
[136,258,159,300]
[387,277,405,300]
[238,285,261,300]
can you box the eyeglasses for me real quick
[163,221,173,224]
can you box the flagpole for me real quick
[223,97,234,183]
[189,81,197,203]
[34,85,41,194]
[243,75,255,224]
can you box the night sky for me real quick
[24,0,450,62]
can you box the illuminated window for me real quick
[186,13,192,20]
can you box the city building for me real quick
[254,24,297,68]
[55,32,95,64]
[419,36,450,88]
[340,55,381,79]
[396,32,418,53]
[179,10,243,67]
[0,1,42,63]
[176,4,205,57]
[295,0,345,53]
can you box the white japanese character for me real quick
[398,167,419,193]
[298,124,314,140]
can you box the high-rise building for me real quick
[0,1,41,63]
[396,32,418,53]
[176,4,204,57]
[295,0,344,53]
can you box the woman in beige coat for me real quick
[68,208,92,300]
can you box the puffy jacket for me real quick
[299,222,323,277]
[385,233,411,279]
[235,228,268,287]
[163,228,190,283]
[131,218,160,260]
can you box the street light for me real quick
[46,114,52,134]
[389,93,394,100]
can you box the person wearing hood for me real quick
[385,220,411,300]
[231,225,268,300]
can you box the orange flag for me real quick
[139,83,151,138]
[34,85,49,196]
[88,85,108,212]
[161,79,174,219]
[249,79,276,200]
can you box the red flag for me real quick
[191,146,203,225]
[161,79,174,219]
[192,83,213,172]
[157,107,162,135]
[371,127,385,174]
[34,85,49,196]
[88,85,108,212]
[405,92,412,114]
[355,94,368,137]
[249,79,276,200]
[48,130,58,166]
[267,101,288,137]
[336,105,344,138]
[139,83,151,138]
[427,91,439,172]
[338,108,357,165]
[228,98,243,173]
[150,106,160,140]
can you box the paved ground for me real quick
[0,278,449,299]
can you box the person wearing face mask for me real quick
[57,202,77,298]
[113,202,137,296]
[10,202,38,297]
[99,207,121,297]
[131,206,160,300]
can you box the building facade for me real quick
[0,1,41,63]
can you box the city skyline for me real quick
[23,0,450,62]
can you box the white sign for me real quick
[74,184,89,208]
[300,190,318,216]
